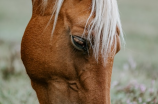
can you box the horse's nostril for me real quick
[68,82,79,92]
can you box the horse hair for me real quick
[40,0,125,62]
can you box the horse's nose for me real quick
[68,81,79,92]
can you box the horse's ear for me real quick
[115,26,121,54]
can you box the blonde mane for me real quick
[42,0,125,62]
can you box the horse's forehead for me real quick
[62,0,92,28]
[66,9,91,27]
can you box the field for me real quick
[0,0,158,104]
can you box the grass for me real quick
[0,0,158,104]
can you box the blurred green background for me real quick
[0,0,158,104]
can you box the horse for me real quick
[21,0,125,104]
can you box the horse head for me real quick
[21,0,124,104]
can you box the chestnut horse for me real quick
[21,0,125,104]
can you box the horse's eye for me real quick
[70,35,89,54]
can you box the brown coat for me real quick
[21,0,121,104]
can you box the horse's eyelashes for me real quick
[70,35,89,54]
